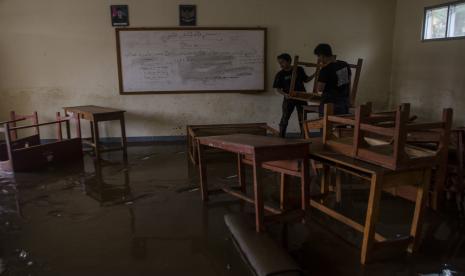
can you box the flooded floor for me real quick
[0,143,464,276]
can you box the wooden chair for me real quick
[0,111,83,172]
[0,111,40,163]
[287,56,363,120]
[1,111,40,141]
[322,103,453,210]
[302,118,355,203]
[322,103,452,171]
[56,111,82,141]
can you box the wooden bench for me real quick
[224,214,303,276]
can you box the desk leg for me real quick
[76,113,82,138]
[120,117,128,160]
[409,168,432,253]
[192,138,198,165]
[280,173,288,211]
[92,121,100,160]
[90,121,95,143]
[320,164,331,202]
[335,170,342,204]
[237,153,246,193]
[361,173,382,264]
[197,142,209,201]
[253,158,264,232]
[301,158,310,212]
[187,128,194,165]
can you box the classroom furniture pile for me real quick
[188,101,456,271]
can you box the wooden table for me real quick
[187,123,278,165]
[309,149,432,264]
[197,134,311,232]
[63,105,127,160]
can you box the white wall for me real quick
[0,0,397,138]
[390,0,465,124]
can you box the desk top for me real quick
[198,134,310,155]
[310,149,389,175]
[63,105,125,115]
[188,123,268,130]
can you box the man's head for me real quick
[314,43,333,64]
[277,53,292,70]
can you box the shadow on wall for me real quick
[389,85,460,126]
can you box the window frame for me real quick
[422,0,465,41]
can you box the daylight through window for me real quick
[423,1,465,40]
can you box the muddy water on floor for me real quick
[0,144,252,276]
[0,143,464,276]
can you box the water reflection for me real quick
[83,159,131,206]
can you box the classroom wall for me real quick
[390,0,465,124]
[0,0,396,138]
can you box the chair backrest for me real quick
[289,56,363,106]
[8,111,40,141]
[302,119,324,139]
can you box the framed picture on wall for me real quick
[179,5,196,26]
[111,5,129,27]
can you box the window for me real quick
[423,1,465,40]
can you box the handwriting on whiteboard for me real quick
[118,30,265,92]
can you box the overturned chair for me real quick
[0,111,83,172]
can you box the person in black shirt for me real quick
[273,53,314,138]
[314,44,351,115]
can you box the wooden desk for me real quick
[309,149,432,264]
[197,134,311,232]
[187,123,278,165]
[63,105,127,160]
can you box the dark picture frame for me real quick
[111,5,129,27]
[179,5,197,26]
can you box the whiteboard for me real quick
[116,28,266,94]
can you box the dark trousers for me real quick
[279,98,307,138]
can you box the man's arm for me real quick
[275,88,289,98]
[316,82,326,94]
[299,67,315,83]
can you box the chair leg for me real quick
[310,160,319,176]
[237,154,246,193]
[335,170,342,204]
[409,169,432,253]
[320,164,330,203]
[280,173,288,210]
[361,173,382,264]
